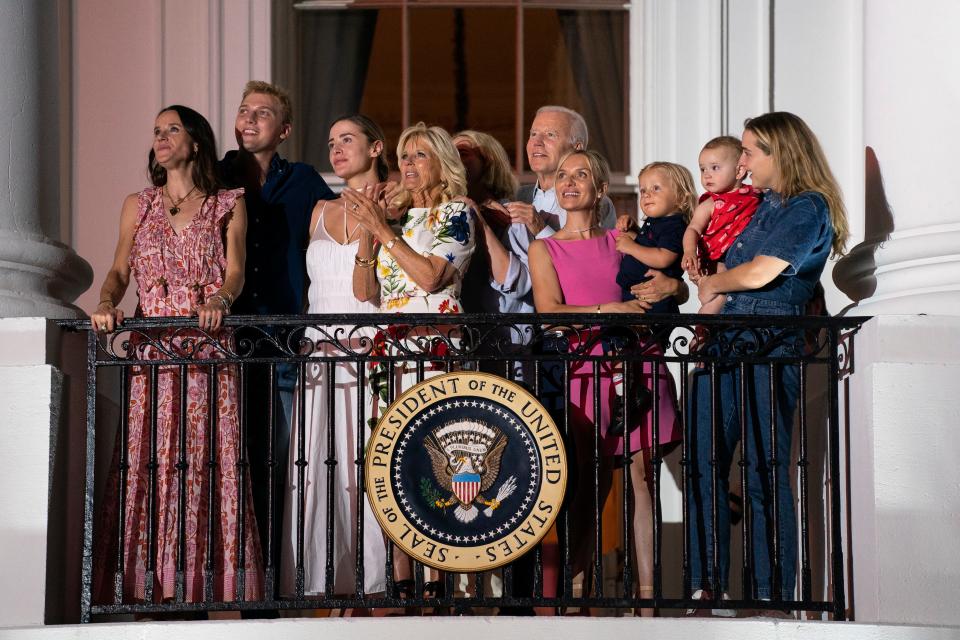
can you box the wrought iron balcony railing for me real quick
[59,313,865,622]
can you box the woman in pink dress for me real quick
[528,150,682,614]
[90,105,262,603]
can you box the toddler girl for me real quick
[682,136,762,314]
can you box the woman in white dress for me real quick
[281,115,393,597]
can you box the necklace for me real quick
[166,186,197,215]
[569,224,598,234]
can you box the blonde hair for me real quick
[394,123,467,209]
[744,112,849,256]
[453,130,519,201]
[638,161,697,223]
[242,80,293,126]
[555,149,610,222]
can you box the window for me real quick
[274,0,629,182]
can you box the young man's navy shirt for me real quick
[219,151,335,315]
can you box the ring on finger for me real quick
[352,204,359,211]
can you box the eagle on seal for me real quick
[424,419,516,523]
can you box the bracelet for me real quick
[384,236,397,251]
[98,298,114,307]
[217,290,234,307]
[210,294,230,313]
[355,255,377,267]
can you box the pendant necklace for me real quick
[166,186,197,215]
[570,224,598,234]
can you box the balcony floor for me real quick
[3,616,960,640]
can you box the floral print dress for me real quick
[368,200,476,425]
[95,186,263,603]
[376,200,475,313]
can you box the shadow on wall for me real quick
[833,146,895,315]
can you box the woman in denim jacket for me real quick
[685,112,849,614]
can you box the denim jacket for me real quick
[723,190,833,316]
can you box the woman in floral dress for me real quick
[91,105,262,603]
[343,122,476,597]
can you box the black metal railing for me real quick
[59,313,866,622]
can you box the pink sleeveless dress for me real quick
[95,187,263,603]
[542,230,681,454]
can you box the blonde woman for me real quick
[347,122,475,314]
[685,111,849,615]
[529,150,683,614]
[343,122,476,600]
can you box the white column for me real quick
[0,0,91,318]
[833,0,960,315]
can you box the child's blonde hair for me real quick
[638,161,697,223]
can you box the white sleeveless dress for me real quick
[281,202,386,596]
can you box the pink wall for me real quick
[72,0,270,314]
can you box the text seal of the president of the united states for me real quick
[365,371,567,572]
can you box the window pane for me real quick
[409,8,518,165]
[523,8,626,172]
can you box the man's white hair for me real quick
[535,105,588,148]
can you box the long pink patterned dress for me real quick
[95,187,263,603]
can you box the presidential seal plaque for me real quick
[365,371,567,572]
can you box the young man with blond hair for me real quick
[219,82,334,598]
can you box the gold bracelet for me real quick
[216,290,234,306]
[355,255,377,267]
[98,298,114,306]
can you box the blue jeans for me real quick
[685,331,800,599]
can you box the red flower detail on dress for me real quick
[437,300,459,314]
